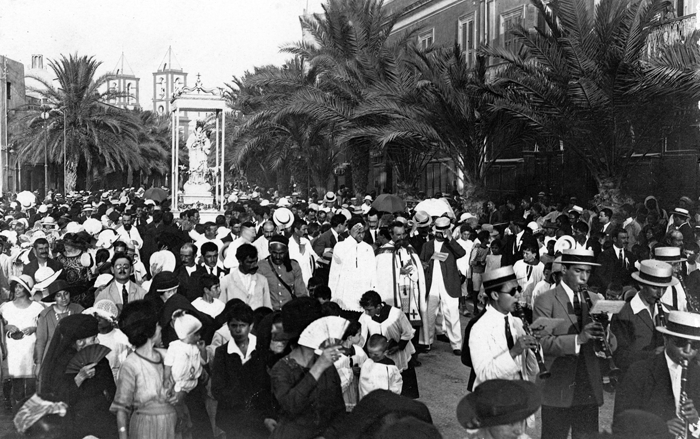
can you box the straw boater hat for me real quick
[632,260,679,287]
[657,311,700,341]
[559,248,601,266]
[457,379,542,429]
[432,217,452,233]
[323,192,337,204]
[482,266,517,292]
[413,211,431,228]
[273,207,295,230]
[654,246,686,263]
[672,207,690,218]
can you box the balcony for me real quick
[647,13,696,57]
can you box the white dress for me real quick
[1,301,44,377]
[358,307,415,372]
[164,340,203,393]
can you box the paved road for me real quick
[415,314,615,438]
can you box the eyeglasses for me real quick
[672,337,700,350]
[499,286,522,296]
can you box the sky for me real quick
[0,0,326,107]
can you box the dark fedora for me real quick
[41,280,71,303]
[457,379,541,429]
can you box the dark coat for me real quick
[615,352,700,423]
[595,247,637,289]
[175,264,202,302]
[610,299,664,375]
[419,238,466,298]
[312,229,340,259]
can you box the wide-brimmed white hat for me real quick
[277,197,291,208]
[654,246,686,263]
[82,299,119,321]
[9,275,34,294]
[83,218,102,236]
[559,248,600,266]
[273,207,295,230]
[413,211,431,228]
[657,311,700,341]
[33,267,62,291]
[323,192,337,204]
[482,266,517,291]
[632,260,679,287]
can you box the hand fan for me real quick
[65,344,112,374]
[298,316,350,353]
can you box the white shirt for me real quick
[192,297,225,318]
[456,238,474,277]
[513,260,544,291]
[665,352,683,413]
[662,282,688,313]
[226,333,257,365]
[223,237,250,269]
[164,340,203,393]
[629,292,657,320]
[253,236,271,261]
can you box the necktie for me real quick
[526,265,532,281]
[619,249,625,269]
[572,289,582,325]
[122,285,129,306]
[505,316,515,350]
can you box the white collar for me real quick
[116,280,131,291]
[630,292,654,318]
[227,333,257,364]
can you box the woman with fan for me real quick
[358,290,419,399]
[39,313,117,439]
[0,275,44,409]
[269,297,346,439]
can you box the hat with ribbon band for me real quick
[482,266,517,292]
[631,260,678,288]
[559,248,600,267]
[657,311,700,341]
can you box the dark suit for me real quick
[191,264,229,298]
[679,222,694,246]
[363,229,377,246]
[595,247,637,290]
[610,297,664,376]
[409,234,429,255]
[534,284,612,439]
[615,353,700,425]
[22,258,63,281]
[501,232,525,267]
[175,264,202,302]
[312,229,341,286]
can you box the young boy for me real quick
[192,274,225,318]
[358,334,403,399]
[164,310,207,434]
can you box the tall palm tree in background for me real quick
[486,0,700,205]
[13,54,144,191]
[347,45,532,199]
[281,0,409,197]
[229,57,341,194]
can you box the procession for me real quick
[5,0,700,438]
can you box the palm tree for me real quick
[281,0,410,197]
[13,53,142,191]
[347,45,532,200]
[227,58,342,194]
[486,0,700,205]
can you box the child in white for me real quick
[334,320,368,411]
[164,310,207,432]
[358,334,402,399]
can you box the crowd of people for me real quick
[0,185,698,439]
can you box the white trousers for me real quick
[423,281,462,350]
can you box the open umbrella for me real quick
[144,187,169,203]
[414,198,455,219]
[371,194,405,213]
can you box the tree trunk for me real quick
[461,178,487,218]
[65,160,77,193]
[348,141,369,198]
[592,175,633,210]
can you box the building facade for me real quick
[107,53,141,110]
[1,55,28,194]
[377,0,700,204]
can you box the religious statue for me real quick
[185,121,211,185]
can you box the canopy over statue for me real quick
[170,75,227,210]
